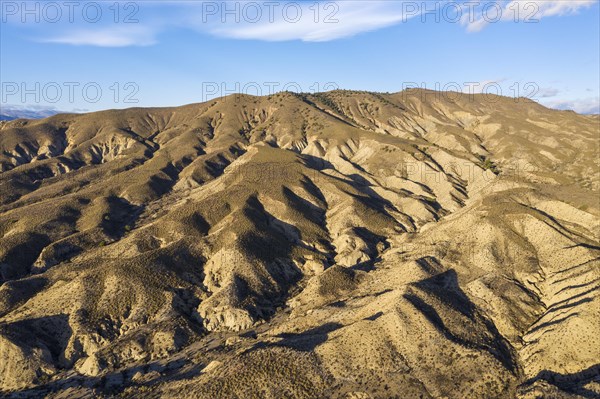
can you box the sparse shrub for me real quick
[481,157,500,174]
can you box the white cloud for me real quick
[463,0,597,32]
[41,26,157,47]
[512,0,597,18]
[20,0,599,46]
[24,1,414,46]
[205,2,412,42]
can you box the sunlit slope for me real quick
[0,90,598,398]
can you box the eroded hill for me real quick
[0,90,598,398]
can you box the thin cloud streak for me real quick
[463,0,597,32]
[206,1,412,42]
[41,26,158,47]
[28,0,598,46]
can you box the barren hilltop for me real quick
[0,90,598,398]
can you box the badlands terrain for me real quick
[0,89,598,398]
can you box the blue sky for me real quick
[1,0,599,113]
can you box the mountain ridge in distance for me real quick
[0,105,65,121]
[0,89,598,398]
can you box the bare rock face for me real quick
[0,332,54,390]
[0,90,598,398]
[199,305,255,332]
